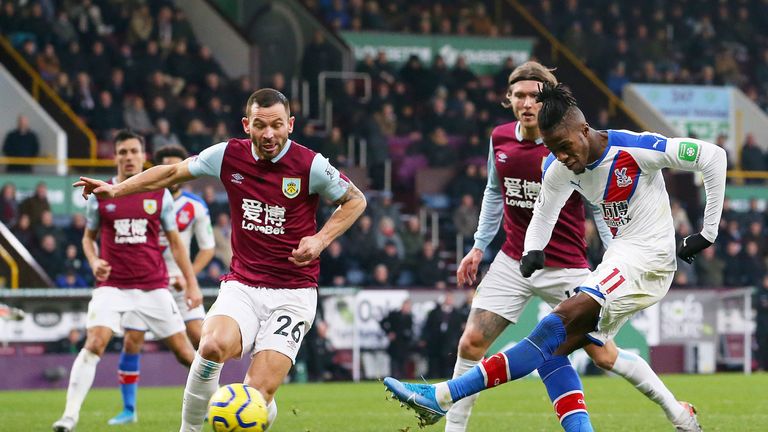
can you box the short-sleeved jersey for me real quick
[526,130,726,273]
[159,191,215,277]
[188,138,349,289]
[475,121,589,268]
[85,180,177,289]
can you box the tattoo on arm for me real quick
[333,184,365,206]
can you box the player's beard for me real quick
[254,138,285,160]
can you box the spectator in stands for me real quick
[453,193,479,240]
[302,320,341,381]
[34,233,63,279]
[694,246,725,287]
[380,299,415,379]
[212,212,233,269]
[36,42,61,82]
[3,114,40,172]
[90,90,124,139]
[0,182,18,226]
[414,241,445,288]
[18,181,50,226]
[319,126,348,168]
[56,269,89,289]
[449,163,485,204]
[199,260,224,287]
[63,214,86,251]
[347,214,377,270]
[34,209,64,245]
[421,127,458,168]
[755,275,768,371]
[49,328,85,355]
[740,133,766,183]
[400,215,425,262]
[62,243,91,285]
[743,220,766,256]
[373,241,403,284]
[670,198,693,234]
[743,240,766,287]
[370,263,391,287]
[320,240,348,287]
[606,62,630,96]
[11,213,33,247]
[722,241,746,287]
[183,119,212,155]
[422,292,463,378]
[374,216,404,257]
[202,185,228,223]
[151,118,181,151]
[714,133,734,171]
[123,96,154,137]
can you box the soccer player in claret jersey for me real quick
[384,82,726,432]
[445,62,703,432]
[74,89,367,432]
[109,144,215,425]
[53,130,201,432]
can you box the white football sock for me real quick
[179,353,222,432]
[611,349,685,423]
[445,356,481,432]
[63,348,101,421]
[265,398,277,431]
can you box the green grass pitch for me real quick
[1,373,765,431]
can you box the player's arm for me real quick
[291,155,367,267]
[646,137,727,262]
[81,195,110,281]
[587,201,613,249]
[521,161,574,277]
[459,138,503,286]
[75,142,227,200]
[160,189,201,307]
[191,203,216,274]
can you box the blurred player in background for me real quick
[53,130,201,432]
[74,89,367,432]
[108,144,215,425]
[447,62,702,432]
[385,83,726,432]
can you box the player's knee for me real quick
[458,330,489,359]
[198,338,231,362]
[84,336,108,356]
[590,351,615,370]
[123,334,143,354]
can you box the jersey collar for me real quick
[251,139,292,163]
[515,122,544,145]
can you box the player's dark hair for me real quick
[113,129,145,150]
[153,144,188,164]
[536,82,578,132]
[502,61,557,108]
[245,88,290,118]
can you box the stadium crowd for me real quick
[0,0,766,292]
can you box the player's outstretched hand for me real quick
[73,176,115,200]
[289,235,324,267]
[92,258,112,282]
[457,248,483,287]
[677,233,713,264]
[520,250,545,278]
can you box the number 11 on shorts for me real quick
[599,268,625,295]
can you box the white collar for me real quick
[515,122,544,145]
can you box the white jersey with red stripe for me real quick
[525,130,726,274]
[159,190,215,277]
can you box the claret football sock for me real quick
[445,314,567,402]
[117,352,140,413]
[180,353,222,432]
[538,355,593,432]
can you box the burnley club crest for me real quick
[282,177,301,199]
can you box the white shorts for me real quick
[577,257,673,345]
[472,251,590,324]
[86,287,186,339]
[206,280,317,364]
[122,287,206,332]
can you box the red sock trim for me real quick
[118,371,140,384]
[479,353,509,388]
[553,391,587,421]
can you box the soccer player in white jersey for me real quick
[108,144,215,425]
[446,61,701,432]
[384,82,725,432]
